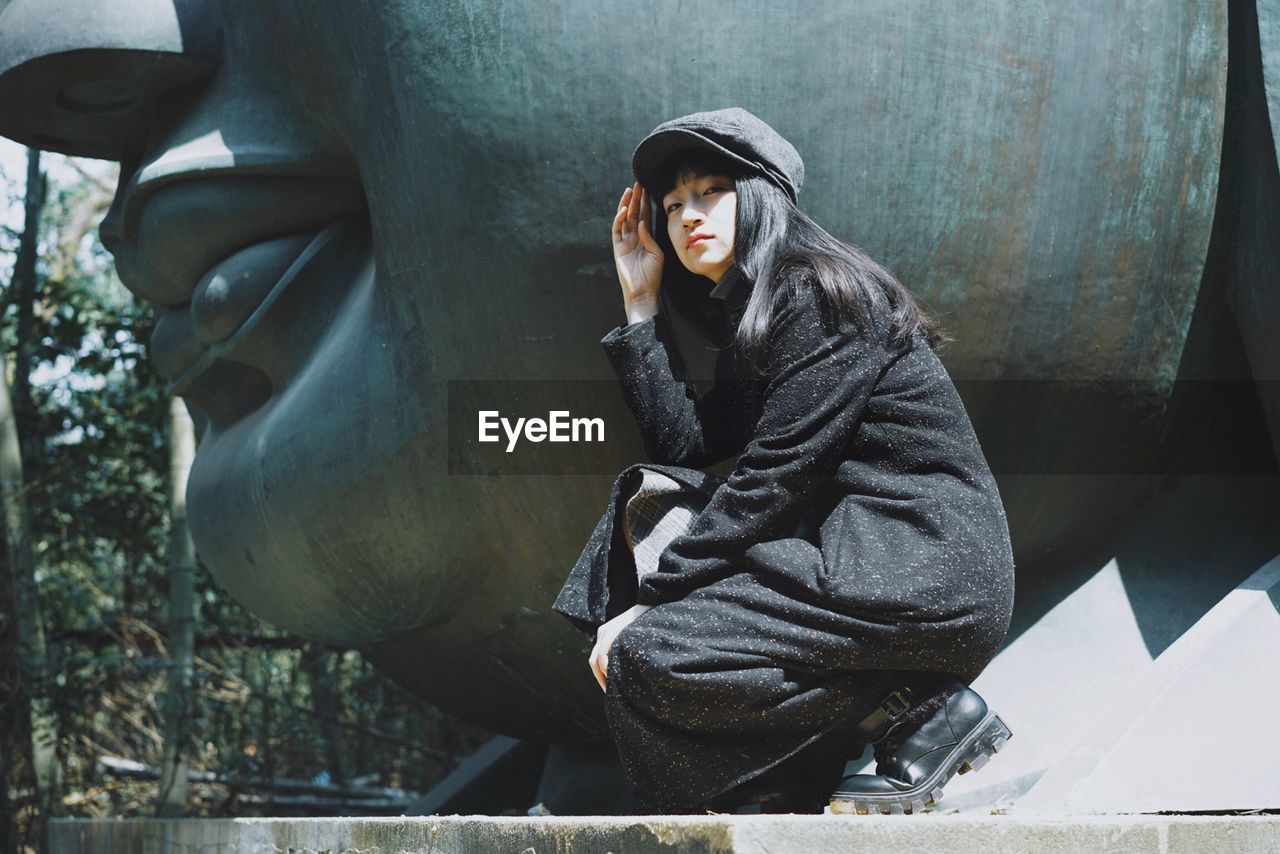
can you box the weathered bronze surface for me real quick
[0,1,1237,739]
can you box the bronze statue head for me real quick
[0,0,1229,738]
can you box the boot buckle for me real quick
[881,690,911,721]
[854,687,914,741]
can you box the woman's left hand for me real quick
[589,604,652,692]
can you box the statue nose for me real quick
[0,0,221,161]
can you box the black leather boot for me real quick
[828,680,1012,815]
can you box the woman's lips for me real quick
[687,234,712,248]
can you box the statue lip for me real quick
[103,168,366,306]
[113,189,367,392]
[155,212,372,408]
[99,132,365,304]
[111,132,363,244]
[97,146,369,418]
[147,229,321,382]
[148,223,332,386]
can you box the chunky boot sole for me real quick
[828,712,1013,816]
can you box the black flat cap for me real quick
[632,107,805,204]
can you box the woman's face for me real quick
[662,170,737,282]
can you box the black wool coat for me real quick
[556,263,1014,658]
[552,264,1016,809]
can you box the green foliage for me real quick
[0,153,490,849]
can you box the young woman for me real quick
[553,107,1016,815]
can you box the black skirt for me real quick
[553,463,986,813]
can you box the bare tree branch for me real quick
[61,157,116,197]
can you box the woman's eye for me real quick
[667,203,680,213]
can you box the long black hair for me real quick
[647,146,950,376]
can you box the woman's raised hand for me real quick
[612,182,664,306]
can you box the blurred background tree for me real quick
[0,144,490,853]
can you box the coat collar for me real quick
[707,263,745,301]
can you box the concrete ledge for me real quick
[50,814,1280,853]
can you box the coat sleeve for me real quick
[600,310,749,468]
[634,272,892,607]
